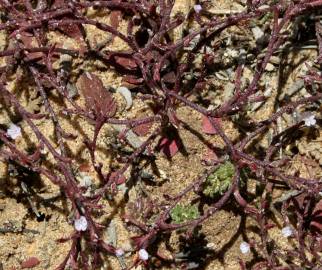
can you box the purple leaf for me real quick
[202,115,221,135]
[159,137,181,158]
[77,72,117,118]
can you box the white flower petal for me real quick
[304,115,316,127]
[138,248,149,261]
[115,248,125,257]
[281,226,293,238]
[240,241,250,254]
[6,124,21,140]
[74,216,88,231]
[194,5,202,13]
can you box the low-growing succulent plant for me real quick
[203,161,235,197]
[0,0,321,269]
[170,204,199,224]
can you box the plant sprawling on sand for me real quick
[0,0,322,269]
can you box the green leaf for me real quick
[170,204,199,224]
[203,161,234,198]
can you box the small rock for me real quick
[110,172,126,185]
[66,83,78,99]
[269,56,281,65]
[116,86,132,110]
[251,26,264,41]
[133,122,152,136]
[21,257,40,269]
[265,63,275,72]
[112,124,144,149]
[79,173,92,188]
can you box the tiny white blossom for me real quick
[240,241,250,254]
[74,216,88,231]
[115,248,125,257]
[138,248,149,261]
[6,124,21,140]
[281,226,293,238]
[193,5,202,13]
[303,115,316,127]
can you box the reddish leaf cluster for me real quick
[77,72,117,119]
[0,0,322,269]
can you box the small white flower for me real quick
[194,4,202,13]
[6,124,21,140]
[240,241,250,254]
[138,248,149,261]
[281,226,293,238]
[115,248,125,257]
[303,114,316,127]
[74,216,88,231]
